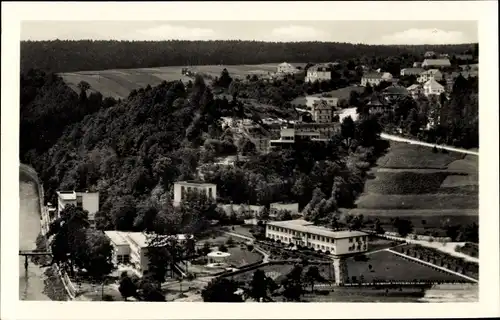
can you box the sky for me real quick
[21,21,478,45]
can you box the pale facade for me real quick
[361,72,392,87]
[105,231,194,275]
[277,62,299,74]
[311,101,332,123]
[265,220,368,256]
[305,65,332,83]
[423,79,445,96]
[56,190,99,227]
[417,69,443,83]
[421,59,451,69]
[173,181,217,207]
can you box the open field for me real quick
[345,250,468,283]
[59,64,280,99]
[353,141,478,236]
[376,142,465,169]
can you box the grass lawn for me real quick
[345,251,467,283]
[376,142,464,169]
[226,246,263,267]
[224,225,255,239]
[365,171,453,194]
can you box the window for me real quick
[181,186,185,200]
[349,238,353,243]
[208,187,213,198]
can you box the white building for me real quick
[265,219,368,256]
[407,84,424,99]
[277,62,300,74]
[305,64,332,83]
[270,202,300,217]
[417,69,443,83]
[173,181,217,207]
[423,79,445,96]
[56,190,99,227]
[311,100,332,123]
[361,72,393,87]
[421,59,451,69]
[105,231,193,275]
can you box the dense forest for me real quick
[20,40,477,73]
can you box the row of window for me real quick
[117,254,130,264]
[268,226,368,244]
[269,233,336,252]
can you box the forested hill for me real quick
[21,40,477,73]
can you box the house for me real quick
[421,59,451,69]
[407,84,424,99]
[104,231,194,276]
[173,181,217,207]
[366,94,389,114]
[424,51,437,58]
[217,203,266,218]
[305,64,332,83]
[265,219,369,256]
[455,54,474,61]
[311,100,333,123]
[56,190,99,227]
[305,95,339,109]
[268,123,339,150]
[277,62,300,74]
[413,62,423,68]
[400,68,424,77]
[360,72,393,87]
[423,78,445,96]
[269,202,300,217]
[382,85,409,101]
[417,69,443,83]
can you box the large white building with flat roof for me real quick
[173,181,217,207]
[265,219,368,256]
[105,231,193,275]
[56,190,99,227]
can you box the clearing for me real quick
[59,64,280,99]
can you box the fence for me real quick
[20,163,77,300]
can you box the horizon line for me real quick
[20,39,478,46]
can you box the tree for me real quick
[249,269,269,301]
[281,265,304,301]
[119,272,138,301]
[82,229,115,279]
[217,68,233,89]
[145,233,177,285]
[304,266,322,292]
[393,218,414,238]
[139,276,166,301]
[201,277,243,302]
[341,116,356,148]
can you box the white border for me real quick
[2,1,499,319]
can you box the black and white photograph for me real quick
[2,1,499,320]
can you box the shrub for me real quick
[219,245,228,252]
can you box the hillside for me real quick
[59,64,279,99]
[21,40,477,73]
[351,142,478,240]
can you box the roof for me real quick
[307,64,332,72]
[267,219,368,239]
[420,69,441,76]
[422,59,451,66]
[401,68,424,74]
[363,72,383,79]
[57,191,76,201]
[104,230,130,246]
[175,180,216,187]
[383,85,409,95]
[407,84,422,90]
[126,232,149,248]
[424,78,445,90]
[207,251,231,258]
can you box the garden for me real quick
[345,250,470,284]
[392,244,478,280]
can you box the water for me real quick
[19,180,50,301]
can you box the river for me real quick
[19,179,51,300]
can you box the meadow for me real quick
[59,64,280,99]
[353,142,479,236]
